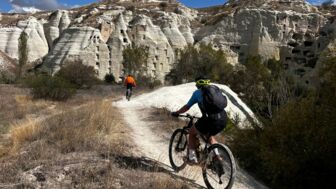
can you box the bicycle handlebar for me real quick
[177,114,200,119]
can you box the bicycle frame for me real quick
[170,114,237,188]
[177,114,212,163]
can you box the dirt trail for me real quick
[118,103,268,189]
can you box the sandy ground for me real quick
[116,99,268,189]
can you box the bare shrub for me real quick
[25,74,76,101]
[56,60,100,89]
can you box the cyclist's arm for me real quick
[174,105,190,114]
[174,91,198,114]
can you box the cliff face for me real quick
[0,0,335,84]
[196,8,329,85]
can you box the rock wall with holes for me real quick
[40,4,194,81]
[195,7,334,85]
[42,27,110,79]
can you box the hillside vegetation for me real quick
[168,45,336,189]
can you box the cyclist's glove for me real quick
[171,112,179,117]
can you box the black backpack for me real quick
[201,85,227,114]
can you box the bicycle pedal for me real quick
[183,157,199,166]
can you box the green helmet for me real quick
[195,76,210,87]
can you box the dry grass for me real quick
[0,99,133,186]
[0,85,53,134]
[8,119,40,154]
[0,99,192,188]
[0,85,199,188]
[4,100,129,156]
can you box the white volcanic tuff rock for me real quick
[168,12,194,44]
[43,27,110,79]
[17,17,49,62]
[0,27,22,59]
[174,5,198,21]
[44,10,71,48]
[196,7,331,86]
[196,9,326,62]
[107,13,132,80]
[159,13,191,49]
[0,17,50,62]
[128,15,175,80]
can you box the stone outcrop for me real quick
[18,17,49,62]
[0,17,49,62]
[195,0,332,85]
[43,10,71,48]
[0,27,22,59]
[42,2,194,80]
[127,15,175,79]
[43,27,109,77]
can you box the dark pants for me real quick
[195,111,227,136]
[126,84,133,97]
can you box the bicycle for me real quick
[168,114,236,189]
[126,88,132,101]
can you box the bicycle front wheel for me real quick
[168,129,188,172]
[202,143,236,189]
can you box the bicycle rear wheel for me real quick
[168,129,188,172]
[202,143,236,189]
[126,89,131,101]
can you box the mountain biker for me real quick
[171,77,227,164]
[124,74,136,98]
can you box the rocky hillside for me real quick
[0,0,335,85]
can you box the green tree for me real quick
[167,44,233,84]
[17,31,28,81]
[231,56,336,189]
[122,45,149,76]
[229,56,293,118]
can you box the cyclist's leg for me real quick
[129,86,133,97]
[188,126,198,150]
[207,111,227,144]
[208,122,226,144]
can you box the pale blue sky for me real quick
[0,0,331,13]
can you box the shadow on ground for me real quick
[114,155,206,189]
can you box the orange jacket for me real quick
[124,76,136,87]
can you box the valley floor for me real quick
[0,84,268,188]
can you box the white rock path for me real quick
[116,100,268,189]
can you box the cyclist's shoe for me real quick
[184,150,198,165]
[183,156,198,165]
